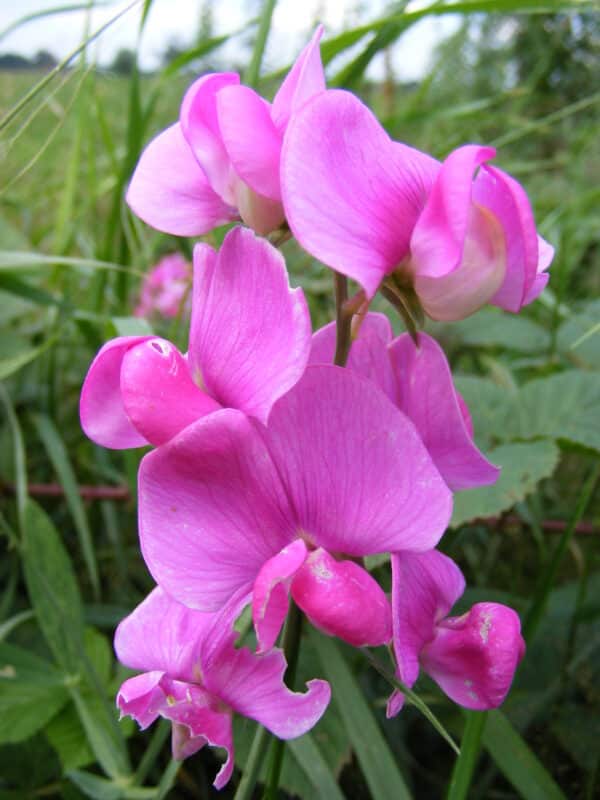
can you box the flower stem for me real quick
[334,272,352,367]
[233,724,271,800]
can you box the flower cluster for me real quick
[81,27,550,789]
[134,252,192,320]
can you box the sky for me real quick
[0,0,459,81]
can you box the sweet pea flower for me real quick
[310,312,499,491]
[127,27,325,237]
[387,549,525,715]
[138,365,453,652]
[281,90,553,320]
[134,252,192,319]
[80,227,310,448]
[115,586,330,789]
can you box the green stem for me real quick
[244,0,278,87]
[446,711,487,800]
[233,724,271,800]
[334,272,352,367]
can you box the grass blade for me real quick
[288,733,346,800]
[0,384,27,536]
[446,711,487,800]
[243,0,277,87]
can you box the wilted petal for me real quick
[139,409,295,611]
[272,25,325,131]
[281,90,438,298]
[310,312,396,402]
[120,338,220,446]
[217,85,282,201]
[116,671,166,729]
[390,550,465,707]
[252,539,308,653]
[421,602,526,710]
[389,333,499,490]
[80,336,151,449]
[290,548,392,647]
[126,123,236,236]
[188,228,311,424]
[180,73,240,203]
[263,365,453,555]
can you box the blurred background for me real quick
[0,2,599,799]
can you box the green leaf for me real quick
[109,316,153,338]
[451,441,560,527]
[0,336,57,380]
[288,734,346,800]
[439,309,551,353]
[0,642,69,744]
[453,376,514,449]
[46,703,94,771]
[312,631,412,800]
[446,711,487,800]
[0,384,27,535]
[67,770,124,800]
[0,251,140,275]
[557,299,600,369]
[482,710,567,800]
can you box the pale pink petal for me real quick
[217,85,282,200]
[272,25,325,132]
[252,539,308,653]
[475,165,539,312]
[290,548,392,647]
[522,272,549,306]
[421,602,526,710]
[310,312,396,402]
[205,644,330,740]
[386,690,405,719]
[116,671,166,729]
[262,365,453,555]
[180,73,240,203]
[188,227,311,424]
[114,587,216,680]
[389,333,499,490]
[80,336,151,449]
[390,550,465,710]
[126,123,236,236]
[120,338,220,446]
[138,409,295,611]
[522,235,554,305]
[281,90,439,298]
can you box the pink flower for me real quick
[281,90,553,320]
[310,313,499,491]
[134,253,192,319]
[388,549,525,715]
[80,227,311,448]
[138,365,453,651]
[127,27,325,237]
[115,587,330,789]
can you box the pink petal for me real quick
[138,408,295,611]
[80,336,151,449]
[281,90,439,298]
[310,312,396,402]
[252,539,308,653]
[290,548,392,647]
[114,587,216,681]
[475,165,539,312]
[272,25,325,132]
[217,85,282,201]
[522,235,554,306]
[116,671,166,729]
[262,365,453,556]
[188,227,311,424]
[390,550,465,712]
[421,602,526,710]
[120,338,220,446]
[389,333,499,490]
[205,643,330,740]
[180,73,240,204]
[126,123,236,236]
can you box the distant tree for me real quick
[32,50,57,70]
[0,52,34,70]
[111,48,136,75]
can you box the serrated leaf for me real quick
[438,309,551,353]
[0,642,69,744]
[453,376,514,449]
[451,441,560,527]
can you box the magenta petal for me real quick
[391,550,465,694]
[217,85,282,201]
[180,72,240,203]
[272,25,325,132]
[310,312,396,401]
[116,671,166,729]
[188,227,311,424]
[389,333,499,490]
[126,123,236,236]
[281,90,439,298]
[421,602,526,710]
[80,336,151,449]
[263,365,453,555]
[139,409,295,611]
[291,548,392,647]
[206,644,330,740]
[120,338,220,446]
[252,539,308,653]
